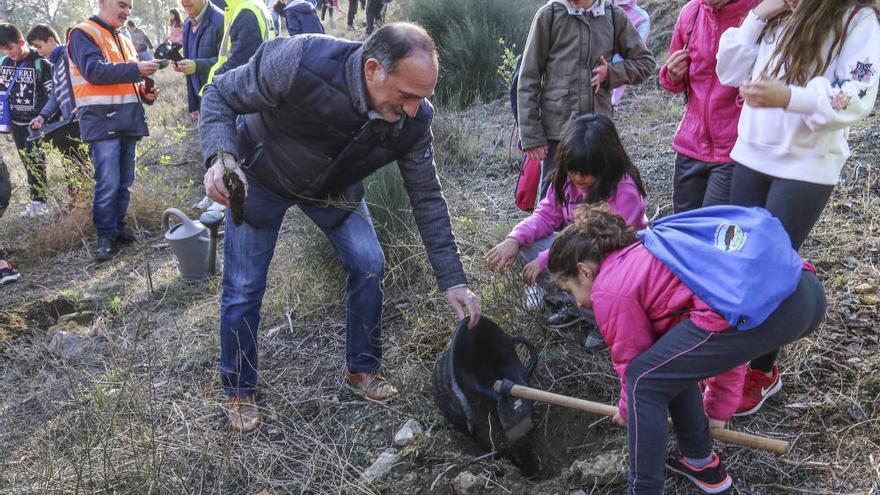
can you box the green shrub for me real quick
[403,0,543,107]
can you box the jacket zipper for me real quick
[703,19,717,160]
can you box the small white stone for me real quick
[393,418,424,447]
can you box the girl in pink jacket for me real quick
[659,0,757,212]
[486,114,648,335]
[547,204,825,495]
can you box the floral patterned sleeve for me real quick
[786,8,880,133]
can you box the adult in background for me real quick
[199,23,481,432]
[68,0,159,260]
[364,0,385,35]
[175,0,224,116]
[518,0,655,198]
[659,0,756,213]
[195,0,272,212]
[276,0,324,36]
[126,20,154,60]
[346,0,366,31]
[204,0,273,88]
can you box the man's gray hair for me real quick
[362,22,437,75]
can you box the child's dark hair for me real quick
[547,203,638,279]
[26,24,60,45]
[273,0,285,16]
[551,114,647,207]
[0,23,23,46]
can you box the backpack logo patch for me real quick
[714,223,747,252]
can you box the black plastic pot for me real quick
[432,316,538,444]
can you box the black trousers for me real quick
[672,153,734,213]
[365,0,384,34]
[11,123,47,202]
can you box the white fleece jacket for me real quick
[716,8,880,185]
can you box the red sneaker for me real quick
[734,365,782,417]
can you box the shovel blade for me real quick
[496,395,535,444]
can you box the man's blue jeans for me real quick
[220,178,385,397]
[89,138,137,237]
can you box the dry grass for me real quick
[1,6,879,495]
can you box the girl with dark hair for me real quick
[486,114,648,339]
[716,0,879,416]
[547,204,826,494]
[168,8,184,45]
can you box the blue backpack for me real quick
[637,206,803,330]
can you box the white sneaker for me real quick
[193,195,212,210]
[523,285,545,311]
[206,201,226,212]
[20,201,48,218]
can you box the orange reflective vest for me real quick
[69,19,142,107]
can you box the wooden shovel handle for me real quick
[495,381,790,454]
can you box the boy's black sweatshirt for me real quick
[0,50,53,125]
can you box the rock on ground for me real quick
[568,451,627,485]
[452,470,482,494]
[48,330,82,360]
[360,449,400,484]
[393,418,424,447]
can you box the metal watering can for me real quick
[162,208,224,280]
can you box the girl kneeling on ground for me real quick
[485,114,648,345]
[547,204,826,494]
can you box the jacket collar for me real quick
[192,1,210,23]
[549,0,606,17]
[89,16,120,34]
[699,0,755,20]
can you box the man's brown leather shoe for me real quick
[227,396,261,433]
[345,371,399,402]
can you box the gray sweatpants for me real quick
[625,271,826,495]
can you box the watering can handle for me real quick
[510,336,539,379]
[162,207,195,233]
[494,380,791,454]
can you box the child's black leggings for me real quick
[625,271,826,495]
[729,163,834,371]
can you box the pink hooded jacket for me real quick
[508,174,648,269]
[590,243,745,421]
[658,0,757,163]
